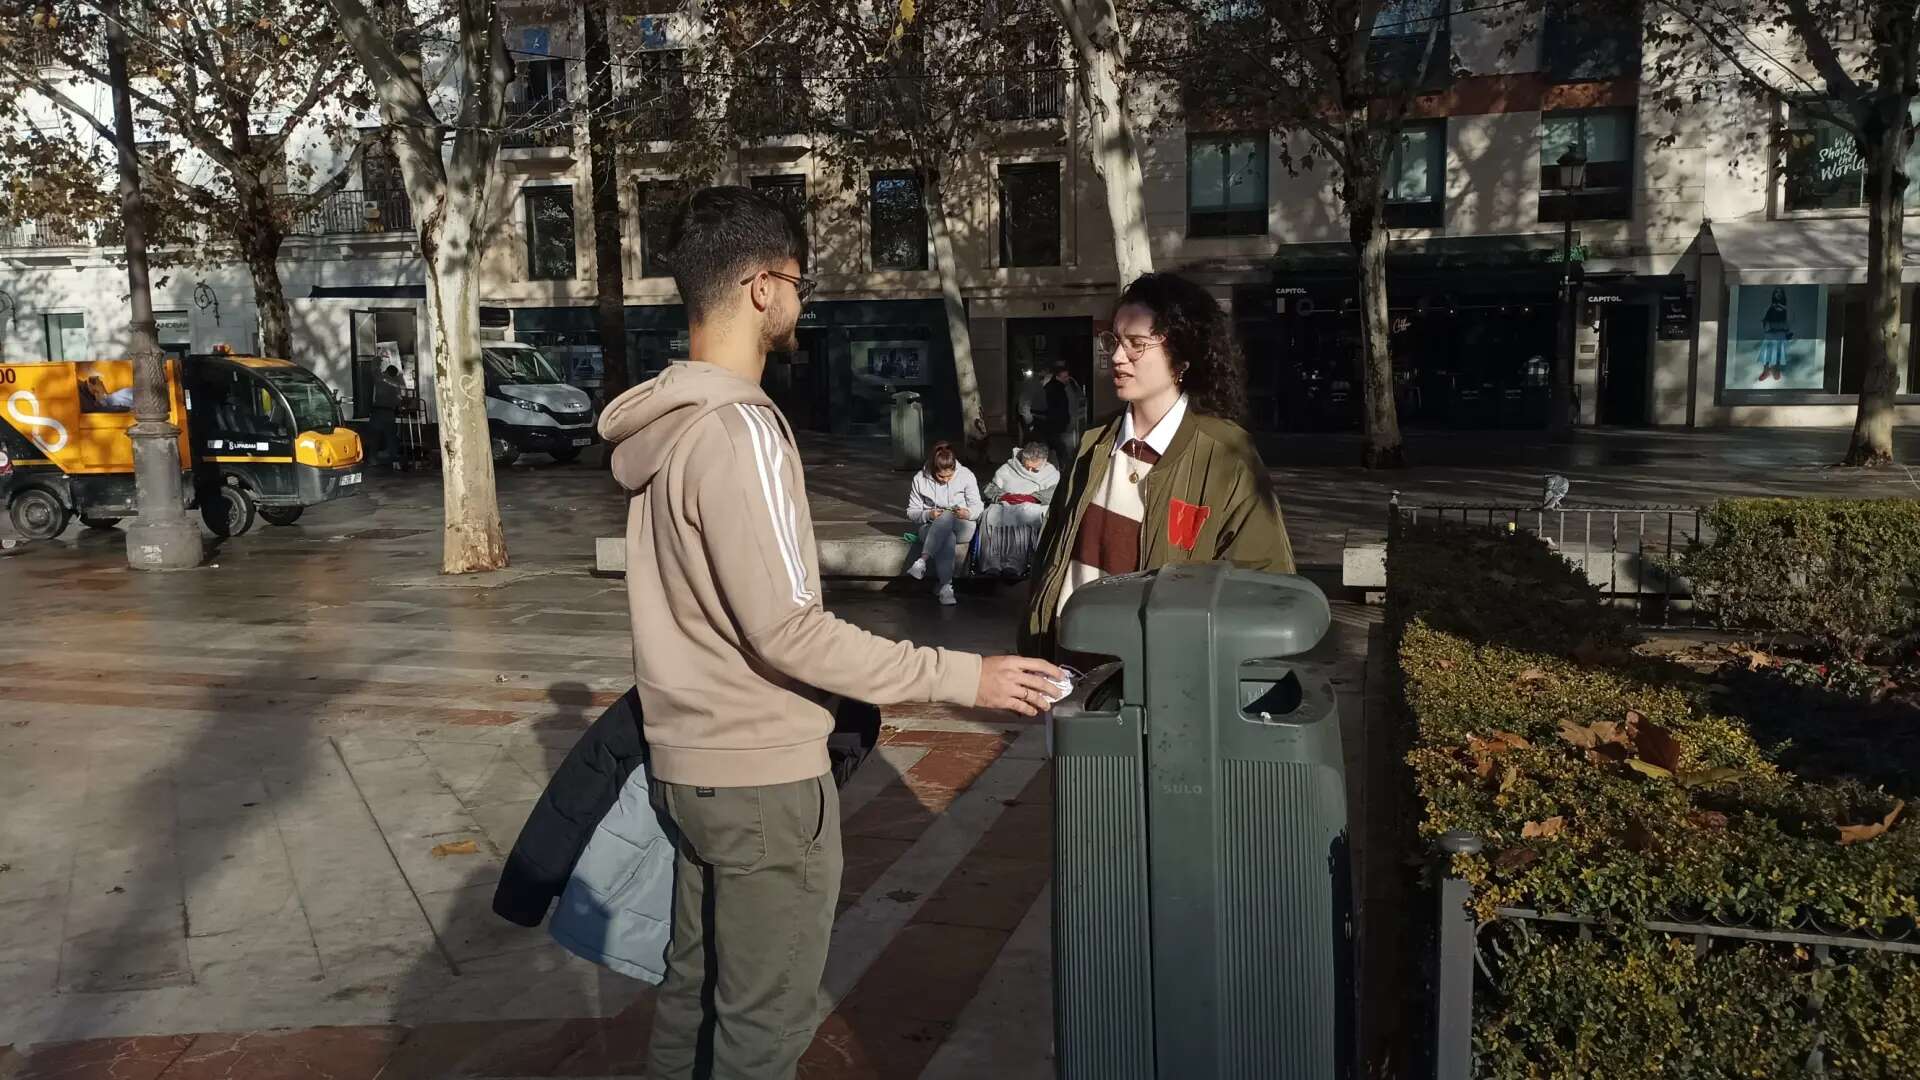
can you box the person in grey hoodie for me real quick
[596,186,1064,1080]
[903,441,984,605]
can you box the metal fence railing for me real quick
[0,218,91,248]
[1431,832,1919,1080]
[298,188,413,236]
[1388,494,1707,625]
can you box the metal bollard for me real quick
[1434,831,1483,1080]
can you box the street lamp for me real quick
[1549,147,1587,440]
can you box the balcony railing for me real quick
[729,75,812,138]
[986,70,1065,121]
[298,188,414,236]
[0,219,92,248]
[503,98,576,149]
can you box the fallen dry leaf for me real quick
[1744,648,1774,672]
[1493,847,1542,873]
[1435,658,1458,671]
[1837,800,1905,846]
[431,840,480,858]
[1634,720,1686,774]
[1559,718,1626,751]
[1687,810,1730,830]
[1515,668,1552,685]
[1469,731,1532,755]
[1499,764,1521,793]
[1521,816,1566,839]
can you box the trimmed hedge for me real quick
[1390,521,1920,1077]
[1684,498,1920,661]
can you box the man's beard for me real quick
[762,312,799,353]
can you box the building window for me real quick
[1539,109,1633,222]
[750,174,808,270]
[1780,100,1920,213]
[999,162,1061,267]
[629,50,691,140]
[524,186,576,280]
[1384,122,1445,229]
[1540,0,1639,82]
[516,58,568,108]
[1370,0,1450,89]
[1722,283,1913,396]
[1188,133,1267,237]
[43,312,88,361]
[870,171,928,271]
[639,180,686,279]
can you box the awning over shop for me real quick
[1707,219,1918,286]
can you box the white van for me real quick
[483,341,597,465]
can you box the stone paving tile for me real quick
[908,855,1051,933]
[377,1019,600,1078]
[153,1026,404,1080]
[2,1035,195,1080]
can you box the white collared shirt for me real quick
[1115,393,1189,459]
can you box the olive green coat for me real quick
[1019,409,1296,660]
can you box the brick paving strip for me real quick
[0,723,1055,1080]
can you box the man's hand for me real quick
[976,655,1068,717]
[954,506,972,521]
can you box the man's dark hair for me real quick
[663,186,808,324]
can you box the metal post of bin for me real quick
[891,390,924,470]
[1051,562,1349,1080]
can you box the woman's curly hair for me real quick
[1113,272,1248,424]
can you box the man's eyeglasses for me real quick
[1096,331,1166,358]
[743,268,817,304]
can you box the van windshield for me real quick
[483,346,564,385]
[256,367,340,433]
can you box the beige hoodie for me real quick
[599,362,983,787]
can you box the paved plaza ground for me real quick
[0,424,1912,1078]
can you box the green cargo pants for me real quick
[646,774,843,1080]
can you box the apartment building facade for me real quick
[3,1,1914,439]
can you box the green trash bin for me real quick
[1052,561,1350,1080]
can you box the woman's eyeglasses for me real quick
[1097,331,1166,358]
[743,268,818,304]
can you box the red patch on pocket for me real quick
[1167,499,1211,552]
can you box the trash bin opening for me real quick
[1238,668,1304,720]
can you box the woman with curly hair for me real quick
[1020,272,1295,659]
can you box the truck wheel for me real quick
[550,447,583,464]
[9,488,71,540]
[491,436,521,467]
[79,516,123,531]
[202,483,257,537]
[260,507,305,527]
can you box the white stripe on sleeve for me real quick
[735,403,814,606]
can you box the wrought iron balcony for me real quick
[298,188,414,236]
[0,218,91,248]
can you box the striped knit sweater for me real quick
[1056,395,1189,618]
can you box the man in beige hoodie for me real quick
[598,186,1064,1080]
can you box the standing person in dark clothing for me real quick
[371,364,405,469]
[1041,363,1082,468]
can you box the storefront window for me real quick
[1781,100,1920,212]
[1540,109,1633,221]
[1385,122,1445,228]
[1723,283,1913,395]
[1188,133,1268,237]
